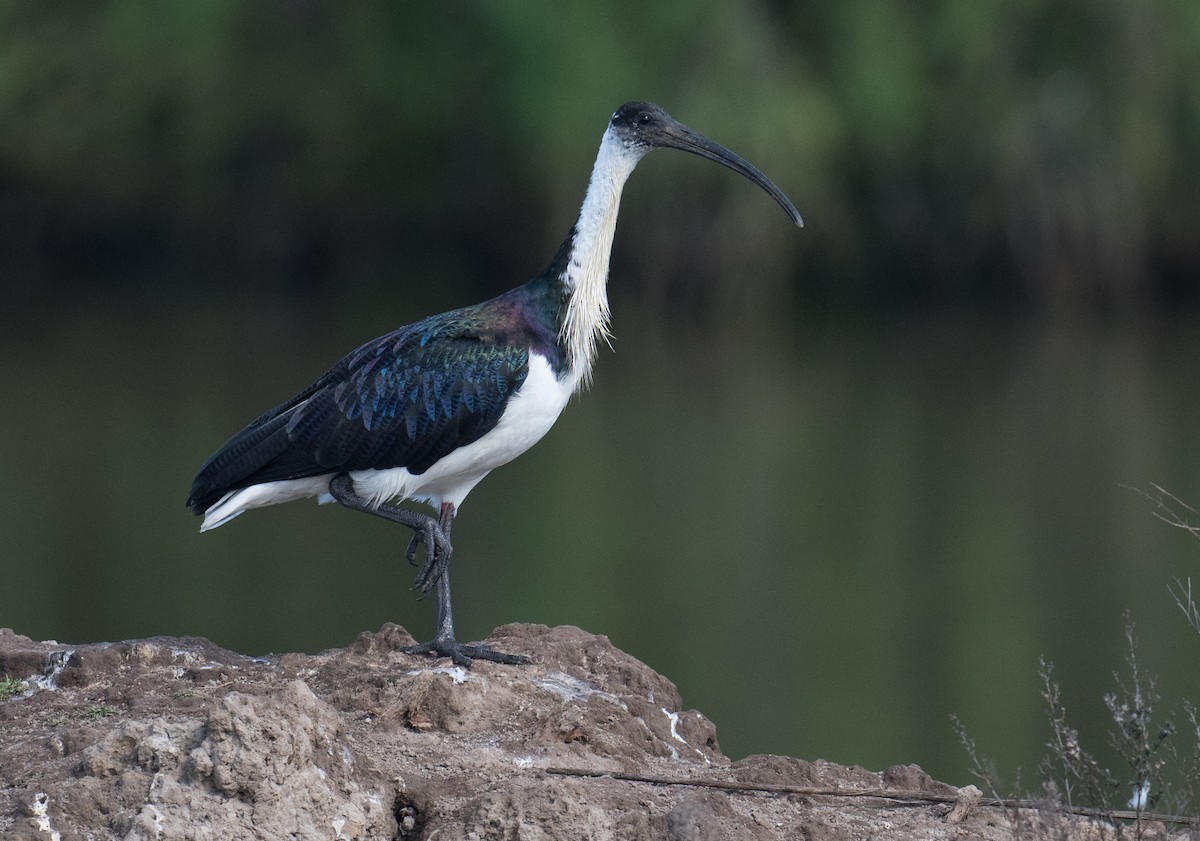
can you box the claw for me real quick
[405,533,422,566]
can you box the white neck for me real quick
[559,127,648,389]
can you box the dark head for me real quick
[609,101,803,227]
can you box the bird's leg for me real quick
[327,473,448,593]
[432,502,458,641]
[403,503,532,667]
[329,475,530,668]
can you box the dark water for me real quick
[4,291,1200,788]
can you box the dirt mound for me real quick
[1,623,1041,839]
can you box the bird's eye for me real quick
[637,113,652,125]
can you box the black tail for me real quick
[186,413,296,514]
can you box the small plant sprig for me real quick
[957,617,1194,834]
[1036,657,1114,815]
[953,487,1200,834]
[1169,576,1200,638]
[1163,701,1200,822]
[1104,614,1176,836]
[1132,485,1200,639]
[80,703,119,720]
[0,674,28,702]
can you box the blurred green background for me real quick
[3,2,1200,791]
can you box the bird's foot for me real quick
[408,526,452,595]
[403,636,532,668]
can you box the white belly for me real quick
[200,354,576,531]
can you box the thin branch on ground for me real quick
[541,766,1198,826]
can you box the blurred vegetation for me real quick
[1,1,1197,321]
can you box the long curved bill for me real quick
[655,119,804,228]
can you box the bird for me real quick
[187,101,802,667]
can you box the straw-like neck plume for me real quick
[559,126,647,388]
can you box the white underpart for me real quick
[560,125,649,387]
[200,355,576,530]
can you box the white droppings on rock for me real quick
[664,709,687,744]
[30,792,61,841]
[535,671,604,701]
[409,665,470,685]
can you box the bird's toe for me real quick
[402,638,531,668]
[405,533,422,566]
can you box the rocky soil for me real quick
[0,623,1128,840]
